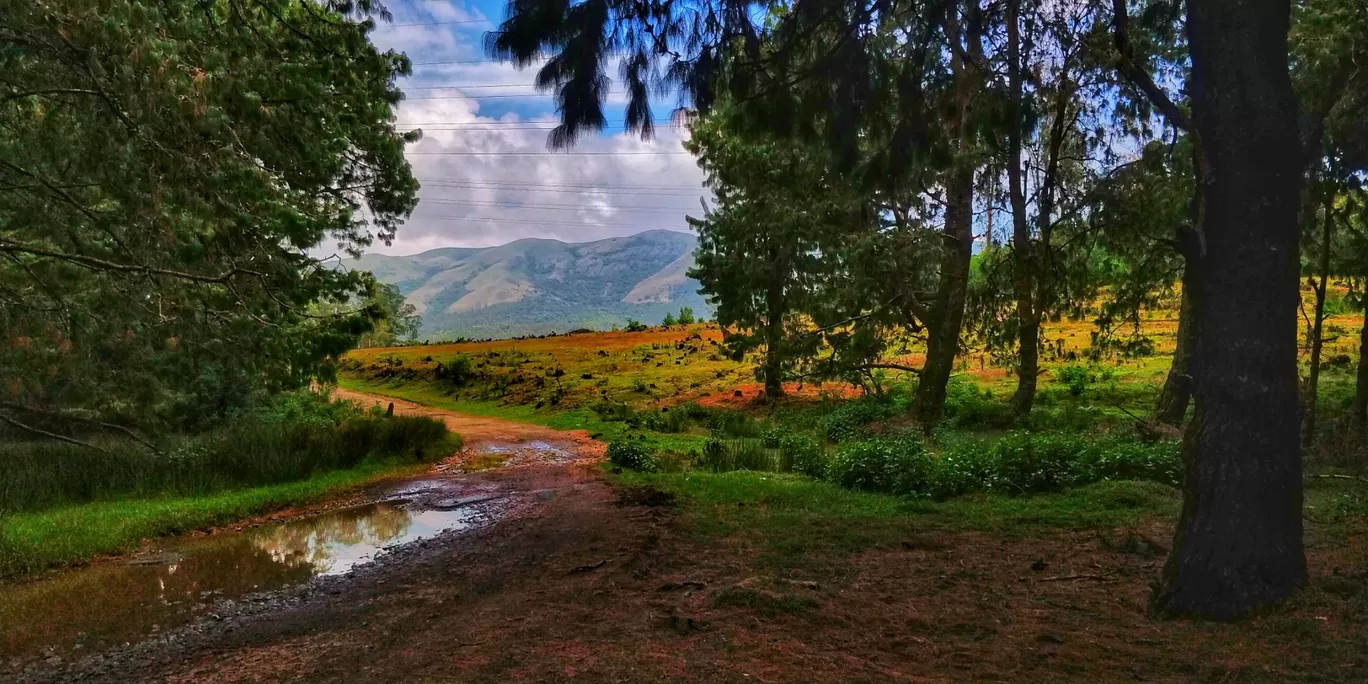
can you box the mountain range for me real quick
[347,230,711,340]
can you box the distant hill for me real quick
[347,230,712,340]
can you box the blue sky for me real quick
[363,0,709,255]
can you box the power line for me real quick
[404,91,685,100]
[382,18,490,27]
[417,198,699,214]
[414,215,687,230]
[416,178,700,191]
[418,183,705,198]
[405,150,693,156]
[395,119,677,126]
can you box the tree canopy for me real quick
[1,0,418,434]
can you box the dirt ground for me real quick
[18,391,1368,684]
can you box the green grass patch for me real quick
[611,468,1180,572]
[0,460,425,579]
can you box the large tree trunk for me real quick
[914,4,979,427]
[1151,0,1307,619]
[1351,310,1368,432]
[1303,192,1333,446]
[1154,273,1196,424]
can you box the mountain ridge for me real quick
[348,230,710,340]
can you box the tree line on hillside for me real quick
[1,0,419,436]
[486,0,1368,618]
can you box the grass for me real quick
[611,468,1182,572]
[0,459,428,579]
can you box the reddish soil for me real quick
[27,391,1368,683]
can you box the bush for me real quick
[676,306,696,325]
[699,437,776,472]
[780,433,828,479]
[608,435,659,472]
[0,398,453,514]
[434,354,474,387]
[828,434,933,495]
[819,398,896,443]
[591,400,634,423]
[624,319,649,333]
[986,431,1086,493]
[1055,364,1094,396]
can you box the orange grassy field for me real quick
[342,287,1365,413]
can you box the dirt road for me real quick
[331,387,594,449]
[12,391,1364,683]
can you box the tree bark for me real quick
[914,3,980,427]
[1154,273,1196,424]
[1150,0,1307,619]
[1303,191,1333,446]
[763,247,787,399]
[1351,308,1368,432]
[1005,0,1038,418]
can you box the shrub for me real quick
[0,400,453,514]
[828,434,933,495]
[708,410,761,438]
[434,354,474,387]
[608,435,659,472]
[591,400,634,423]
[819,398,896,443]
[676,307,696,325]
[943,379,1013,429]
[1055,364,1094,396]
[624,319,649,333]
[699,437,777,472]
[780,433,828,479]
[1080,439,1182,487]
[986,431,1087,493]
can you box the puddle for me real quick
[0,484,491,663]
[478,440,578,467]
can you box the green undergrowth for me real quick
[612,468,1181,572]
[0,391,456,580]
[0,460,427,579]
[1,392,457,514]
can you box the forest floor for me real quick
[13,389,1368,684]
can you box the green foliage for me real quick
[828,435,934,495]
[624,319,650,333]
[434,355,475,387]
[676,307,696,325]
[1055,364,1095,396]
[662,312,677,326]
[819,397,899,443]
[607,434,659,472]
[0,395,452,514]
[0,0,419,435]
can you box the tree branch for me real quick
[0,237,264,283]
[1111,0,1192,133]
[0,411,108,453]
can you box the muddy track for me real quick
[6,390,627,684]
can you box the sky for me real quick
[362,0,710,255]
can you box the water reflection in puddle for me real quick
[1,497,480,662]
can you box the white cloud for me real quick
[355,1,709,256]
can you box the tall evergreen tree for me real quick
[0,0,418,434]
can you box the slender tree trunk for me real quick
[1005,0,1038,418]
[763,247,786,399]
[1351,308,1368,432]
[915,4,979,428]
[1303,192,1333,446]
[1155,273,1196,424]
[1151,0,1307,619]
